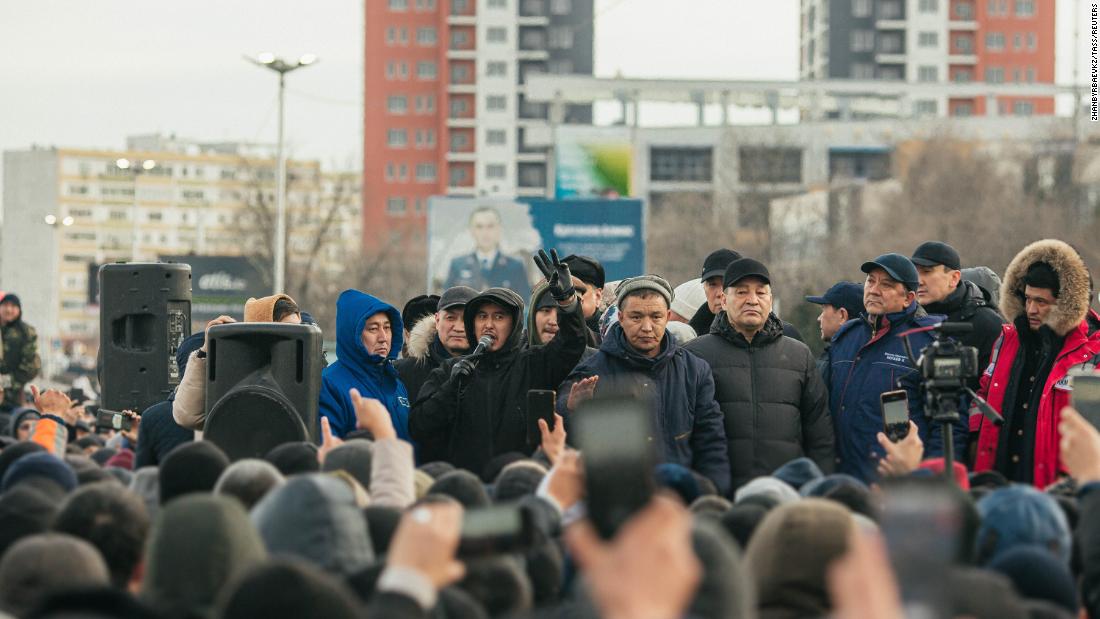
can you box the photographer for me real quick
[826,253,967,483]
[0,293,41,410]
[409,250,586,476]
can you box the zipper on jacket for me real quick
[749,344,758,451]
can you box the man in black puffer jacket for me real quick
[684,258,834,492]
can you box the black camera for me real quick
[917,323,980,390]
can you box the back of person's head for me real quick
[429,470,490,509]
[21,586,161,619]
[976,485,1071,565]
[128,466,160,520]
[655,463,702,505]
[947,566,1029,619]
[772,457,825,491]
[735,476,800,506]
[481,451,526,484]
[90,448,118,467]
[457,556,533,617]
[52,481,149,590]
[321,439,373,490]
[0,486,59,559]
[745,498,854,618]
[690,495,732,517]
[719,502,769,550]
[2,452,77,494]
[0,533,110,616]
[493,461,547,503]
[264,441,320,477]
[141,494,266,616]
[437,586,491,619]
[0,441,46,481]
[214,458,286,510]
[690,518,757,619]
[251,474,374,576]
[419,461,456,480]
[987,545,1078,615]
[817,479,877,521]
[216,560,363,619]
[158,441,230,505]
[363,505,401,556]
[524,540,563,609]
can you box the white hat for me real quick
[670,280,707,318]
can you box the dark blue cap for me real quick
[805,281,865,318]
[860,253,919,291]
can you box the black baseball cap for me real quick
[562,255,605,289]
[806,281,865,318]
[723,258,771,289]
[437,286,478,311]
[860,253,920,292]
[911,241,962,271]
[701,249,742,282]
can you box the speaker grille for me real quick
[204,386,308,460]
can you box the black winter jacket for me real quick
[408,288,586,476]
[683,312,834,491]
[922,279,1006,383]
[558,323,732,496]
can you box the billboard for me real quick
[427,197,645,297]
[160,255,270,324]
[554,127,633,199]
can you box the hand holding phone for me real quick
[1071,373,1100,430]
[94,408,136,432]
[526,389,556,448]
[880,390,910,442]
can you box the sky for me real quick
[0,0,1092,178]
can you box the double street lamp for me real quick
[115,158,157,262]
[245,52,318,294]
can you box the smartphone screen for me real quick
[1072,374,1100,430]
[457,505,533,558]
[575,396,655,539]
[880,390,910,441]
[95,409,133,432]
[526,389,556,447]
[881,481,960,616]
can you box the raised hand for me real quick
[318,416,344,464]
[1060,406,1100,484]
[449,358,476,384]
[533,249,575,302]
[350,388,397,440]
[566,376,599,412]
[200,315,237,352]
[387,502,466,589]
[875,421,923,478]
[30,385,77,424]
[538,412,567,466]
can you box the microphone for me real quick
[470,334,495,357]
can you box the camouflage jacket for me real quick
[1,321,40,407]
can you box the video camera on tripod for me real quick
[897,322,1004,483]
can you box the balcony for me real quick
[875,19,906,30]
[948,54,977,65]
[875,52,906,65]
[948,18,978,30]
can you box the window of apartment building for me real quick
[1027,32,1036,49]
[398,28,409,44]
[485,164,507,179]
[1012,68,1021,82]
[548,58,573,74]
[1014,33,1023,49]
[386,27,396,45]
[851,30,875,52]
[487,27,508,43]
[486,95,507,111]
[450,98,469,116]
[415,95,436,113]
[852,0,872,17]
[879,1,903,18]
[955,1,974,18]
[450,63,471,83]
[387,129,408,147]
[451,0,469,13]
[917,66,938,82]
[486,61,507,77]
[415,129,436,148]
[549,26,573,49]
[918,31,939,47]
[1015,0,1035,16]
[520,27,547,49]
[450,131,469,150]
[416,163,437,182]
[1026,67,1035,82]
[650,147,713,182]
[918,0,938,12]
[954,68,973,82]
[852,63,875,79]
[954,102,974,116]
[110,210,129,221]
[385,163,395,181]
[488,0,507,7]
[739,147,802,183]
[551,0,571,14]
[486,129,507,145]
[417,61,437,79]
[417,27,437,45]
[985,66,1005,83]
[449,166,469,185]
[955,35,973,53]
[878,32,903,52]
[415,0,437,9]
[985,32,1005,51]
[387,95,408,114]
[914,100,938,115]
[879,65,902,81]
[398,62,409,79]
[387,197,407,214]
[1014,101,1034,115]
[389,0,408,10]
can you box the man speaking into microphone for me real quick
[410,249,587,475]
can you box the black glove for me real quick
[533,249,575,302]
[449,358,476,383]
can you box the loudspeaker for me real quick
[203,322,323,460]
[99,263,192,414]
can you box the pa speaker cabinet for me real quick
[203,322,323,460]
[99,263,191,414]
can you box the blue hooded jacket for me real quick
[319,290,410,440]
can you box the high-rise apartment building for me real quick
[799,0,1054,118]
[362,0,593,251]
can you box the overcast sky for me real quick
[0,0,1091,176]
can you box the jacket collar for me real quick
[601,322,676,369]
[711,311,784,348]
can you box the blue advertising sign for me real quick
[526,199,645,283]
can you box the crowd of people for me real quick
[0,237,1098,618]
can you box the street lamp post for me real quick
[115,158,157,262]
[245,52,318,294]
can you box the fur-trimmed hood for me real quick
[1000,239,1092,336]
[405,315,438,361]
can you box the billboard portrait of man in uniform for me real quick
[443,206,531,299]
